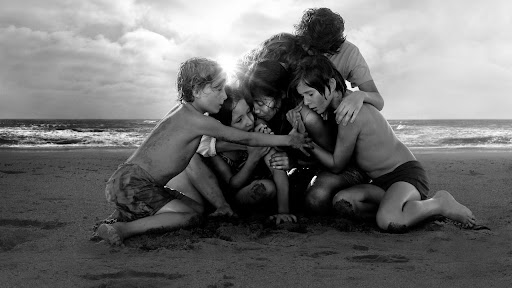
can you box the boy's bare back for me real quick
[340,104,416,179]
[127,103,209,186]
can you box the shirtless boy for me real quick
[289,55,476,232]
[97,57,310,245]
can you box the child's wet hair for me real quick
[291,55,346,98]
[294,8,346,56]
[211,85,244,126]
[177,57,225,102]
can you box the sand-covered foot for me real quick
[97,223,123,246]
[433,190,476,228]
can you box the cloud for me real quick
[0,25,176,118]
[0,0,511,119]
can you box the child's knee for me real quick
[333,193,356,218]
[237,180,276,205]
[332,190,352,205]
[376,209,407,233]
[304,187,332,213]
[252,180,276,201]
[305,186,328,204]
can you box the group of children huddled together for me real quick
[97,8,476,245]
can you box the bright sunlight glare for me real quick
[217,55,239,85]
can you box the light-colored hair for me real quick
[177,57,224,102]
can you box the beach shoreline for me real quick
[1,149,511,287]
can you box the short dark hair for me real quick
[294,8,346,56]
[291,55,346,98]
[176,57,224,102]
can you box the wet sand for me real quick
[0,148,511,287]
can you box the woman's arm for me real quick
[334,80,383,126]
[197,114,311,152]
[215,140,246,154]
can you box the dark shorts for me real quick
[289,163,370,194]
[371,161,430,200]
[105,163,184,222]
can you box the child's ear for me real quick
[328,78,336,92]
[192,84,207,99]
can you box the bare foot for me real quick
[97,223,123,246]
[433,190,476,228]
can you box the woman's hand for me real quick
[334,91,365,125]
[255,123,274,134]
[286,105,306,134]
[269,151,292,170]
[287,119,311,156]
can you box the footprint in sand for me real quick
[81,270,185,287]
[308,250,339,258]
[0,219,68,251]
[0,170,26,174]
[347,254,409,263]
[0,228,45,251]
[0,218,67,230]
[469,170,484,176]
[352,245,369,251]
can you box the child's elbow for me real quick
[377,101,384,111]
[377,95,385,111]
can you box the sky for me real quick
[0,0,511,119]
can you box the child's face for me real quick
[296,80,331,115]
[230,99,254,132]
[199,76,227,114]
[252,95,281,122]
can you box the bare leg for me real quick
[167,154,234,217]
[376,182,476,232]
[332,184,385,220]
[97,197,203,245]
[98,212,201,245]
[166,170,204,206]
[305,169,365,215]
[235,179,276,206]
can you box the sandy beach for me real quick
[0,148,511,287]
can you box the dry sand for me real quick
[0,148,511,287]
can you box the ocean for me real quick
[1,119,511,151]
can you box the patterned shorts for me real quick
[105,163,184,222]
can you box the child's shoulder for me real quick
[171,103,211,121]
[300,105,321,123]
[354,104,385,130]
